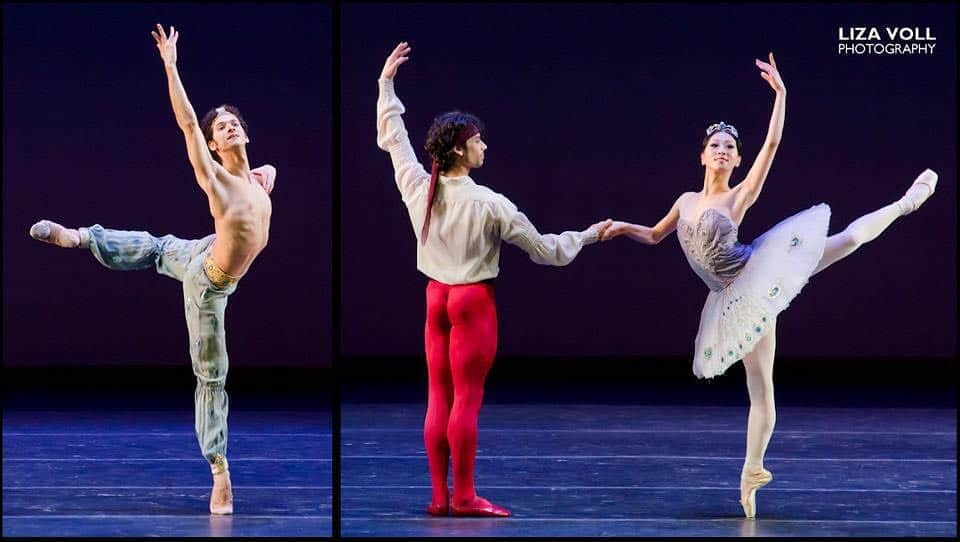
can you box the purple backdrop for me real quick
[3,3,331,367]
[341,3,956,359]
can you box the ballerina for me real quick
[601,52,937,518]
[377,42,611,517]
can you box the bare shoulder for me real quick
[212,164,266,193]
[676,191,699,208]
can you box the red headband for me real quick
[453,123,480,147]
[421,123,480,244]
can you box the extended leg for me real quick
[741,318,777,518]
[30,221,208,282]
[447,284,509,517]
[424,281,454,514]
[813,169,938,275]
[31,220,226,511]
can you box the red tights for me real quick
[423,280,498,507]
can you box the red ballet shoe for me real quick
[450,496,511,517]
[426,492,450,516]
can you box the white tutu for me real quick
[692,203,831,378]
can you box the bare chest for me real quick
[212,175,272,220]
[681,191,738,225]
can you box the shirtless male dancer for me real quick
[29,24,275,515]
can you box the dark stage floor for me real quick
[3,403,331,537]
[341,403,956,537]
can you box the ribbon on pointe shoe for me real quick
[740,468,773,518]
[741,467,773,488]
[898,169,938,215]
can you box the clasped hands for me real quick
[592,220,632,242]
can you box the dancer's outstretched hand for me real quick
[589,219,614,241]
[151,23,179,66]
[382,42,411,81]
[600,220,631,241]
[756,52,785,94]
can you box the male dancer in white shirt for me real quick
[377,42,611,517]
[29,24,276,515]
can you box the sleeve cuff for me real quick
[378,77,396,95]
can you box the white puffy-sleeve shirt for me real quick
[377,78,599,285]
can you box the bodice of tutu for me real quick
[677,208,753,292]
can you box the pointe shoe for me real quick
[29,220,83,248]
[740,468,772,519]
[898,168,938,215]
[210,470,234,515]
[450,496,511,517]
[426,492,451,516]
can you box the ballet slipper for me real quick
[450,495,511,517]
[740,467,772,519]
[29,220,85,248]
[210,470,234,515]
[426,491,451,516]
[898,169,938,215]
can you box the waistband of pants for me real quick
[427,278,495,288]
[204,255,241,289]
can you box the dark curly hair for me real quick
[424,111,484,172]
[200,104,250,164]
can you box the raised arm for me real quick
[151,24,217,191]
[601,194,683,244]
[733,52,786,217]
[376,42,430,206]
